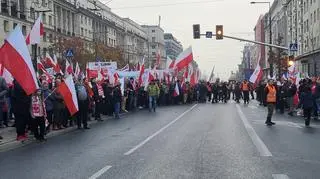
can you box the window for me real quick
[13,23,17,29]
[318,9,320,20]
[85,29,87,36]
[314,11,316,23]
[1,0,8,14]
[49,16,52,26]
[152,45,156,49]
[152,29,155,33]
[43,32,47,42]
[152,37,155,42]
[30,7,35,19]
[85,17,87,25]
[311,14,313,24]
[10,1,18,17]
[48,0,52,10]
[22,25,26,36]
[81,15,83,24]
[4,20,9,32]
[49,33,53,42]
[152,52,156,56]
[81,28,84,36]
[42,0,46,7]
[43,13,46,24]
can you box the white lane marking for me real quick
[272,174,290,179]
[88,165,112,179]
[251,120,303,129]
[124,104,198,155]
[248,105,257,109]
[236,104,272,157]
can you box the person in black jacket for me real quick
[301,86,314,126]
[11,80,31,141]
[112,83,122,119]
[286,79,297,116]
[91,78,103,121]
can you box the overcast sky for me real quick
[105,0,273,80]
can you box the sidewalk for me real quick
[0,114,126,152]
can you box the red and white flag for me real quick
[173,83,180,97]
[74,62,80,78]
[65,60,73,75]
[249,64,263,85]
[174,46,193,71]
[138,57,145,85]
[44,53,55,67]
[107,69,115,85]
[52,55,63,74]
[57,76,78,115]
[26,16,44,45]
[166,56,175,69]
[0,64,14,87]
[0,26,39,95]
[37,57,45,72]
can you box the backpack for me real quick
[77,84,88,101]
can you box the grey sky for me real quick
[105,0,273,80]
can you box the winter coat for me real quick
[43,89,54,111]
[301,91,314,109]
[11,80,31,115]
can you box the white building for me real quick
[164,33,183,59]
[142,25,166,69]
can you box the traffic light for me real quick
[216,25,223,40]
[193,24,200,39]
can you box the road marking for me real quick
[272,174,290,179]
[124,104,198,156]
[236,104,272,157]
[88,165,112,179]
[248,105,258,109]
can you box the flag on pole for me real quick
[57,76,79,115]
[138,57,145,85]
[74,62,80,78]
[249,64,263,85]
[37,57,45,72]
[65,60,73,75]
[0,26,39,95]
[26,16,44,45]
[166,56,175,69]
[174,46,193,71]
[53,55,63,74]
[173,83,180,97]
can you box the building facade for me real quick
[142,25,166,69]
[254,15,266,69]
[164,33,183,59]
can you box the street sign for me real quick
[289,43,298,51]
[66,49,74,57]
[206,31,213,38]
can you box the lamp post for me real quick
[250,1,273,77]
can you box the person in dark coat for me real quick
[11,80,31,141]
[91,78,103,121]
[234,82,242,103]
[112,83,122,119]
[42,81,54,132]
[301,87,314,126]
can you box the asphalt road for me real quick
[0,101,320,179]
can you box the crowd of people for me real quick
[1,74,318,143]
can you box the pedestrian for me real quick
[42,81,54,132]
[301,86,314,126]
[241,79,250,104]
[76,78,90,129]
[286,79,297,116]
[265,79,277,126]
[0,76,8,128]
[91,78,103,121]
[147,80,160,112]
[30,89,46,141]
[12,80,31,141]
[53,79,65,130]
[112,82,122,119]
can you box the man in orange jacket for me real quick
[265,79,276,126]
[241,79,250,104]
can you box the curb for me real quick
[0,113,128,153]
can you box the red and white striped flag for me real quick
[138,57,145,85]
[74,62,80,78]
[37,57,45,72]
[53,54,63,74]
[0,26,39,95]
[57,75,79,115]
[65,60,73,76]
[174,46,193,71]
[26,16,44,45]
[173,83,180,97]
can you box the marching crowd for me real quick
[1,73,318,143]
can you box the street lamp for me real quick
[250,1,273,78]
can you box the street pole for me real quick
[268,2,273,78]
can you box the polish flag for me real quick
[166,56,175,69]
[138,57,145,85]
[75,62,80,78]
[86,63,98,79]
[57,75,79,116]
[114,72,119,84]
[249,64,263,86]
[184,66,189,79]
[53,54,63,74]
[0,26,39,95]
[26,16,44,45]
[0,64,14,87]
[173,83,180,97]
[174,46,193,71]
[37,57,45,72]
[65,60,73,75]
[45,53,55,67]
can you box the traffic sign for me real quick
[66,49,74,57]
[289,43,298,51]
[206,31,213,38]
